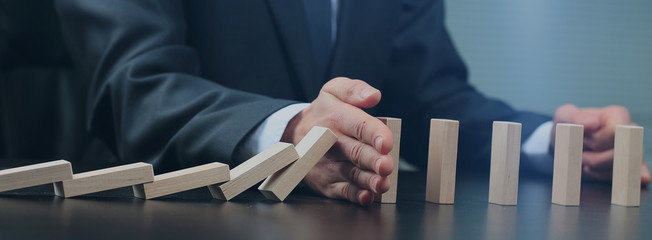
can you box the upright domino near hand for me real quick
[209,142,299,201]
[426,119,459,204]
[376,117,402,203]
[54,162,154,198]
[488,121,522,206]
[134,162,230,199]
[551,124,584,206]
[259,127,337,201]
[0,160,73,192]
[611,125,644,207]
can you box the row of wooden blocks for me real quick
[0,126,345,201]
[426,120,645,207]
[0,118,644,207]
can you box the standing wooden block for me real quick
[54,162,154,198]
[552,123,584,206]
[133,162,230,199]
[259,127,337,201]
[488,121,522,205]
[426,119,459,204]
[611,125,644,207]
[208,142,299,201]
[0,160,73,192]
[376,117,402,203]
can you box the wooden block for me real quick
[0,160,73,192]
[426,119,459,204]
[611,125,644,207]
[376,117,402,203]
[551,123,584,206]
[208,142,299,201]
[133,162,230,199]
[259,127,337,201]
[488,121,522,205]
[54,162,154,198]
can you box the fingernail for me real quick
[360,87,376,99]
[375,158,383,174]
[374,137,383,151]
[370,176,378,193]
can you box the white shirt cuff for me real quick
[522,121,554,174]
[237,103,310,160]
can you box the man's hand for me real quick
[553,104,651,185]
[282,77,394,206]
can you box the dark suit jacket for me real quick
[55,0,550,173]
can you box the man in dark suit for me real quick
[55,0,649,205]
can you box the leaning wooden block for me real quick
[426,119,459,204]
[611,125,644,207]
[133,162,230,199]
[488,121,522,206]
[376,117,402,203]
[0,160,73,192]
[208,142,299,201]
[552,124,584,206]
[259,127,337,201]
[54,162,154,198]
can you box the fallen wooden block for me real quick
[488,121,522,206]
[551,123,584,206]
[0,160,73,192]
[376,117,402,203]
[208,142,299,201]
[133,162,230,199]
[259,127,337,201]
[54,162,154,198]
[426,119,459,204]
[611,125,644,207]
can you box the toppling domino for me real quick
[208,142,299,201]
[134,162,230,199]
[426,119,459,204]
[259,126,337,201]
[488,121,522,206]
[0,160,73,192]
[551,123,583,206]
[54,162,154,198]
[376,117,402,203]
[611,125,644,207]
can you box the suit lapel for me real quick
[266,0,321,101]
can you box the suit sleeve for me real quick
[55,0,296,171]
[381,0,550,170]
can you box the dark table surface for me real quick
[0,160,649,240]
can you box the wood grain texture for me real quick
[54,162,154,198]
[0,160,73,192]
[376,117,402,203]
[208,142,299,201]
[552,123,584,206]
[259,127,337,201]
[426,119,459,204]
[133,162,230,199]
[488,121,522,206]
[611,125,644,207]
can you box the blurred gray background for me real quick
[446,0,652,164]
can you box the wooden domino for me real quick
[488,121,522,205]
[426,119,459,204]
[376,117,402,203]
[133,162,230,199]
[54,162,154,198]
[259,127,337,201]
[208,142,299,201]
[0,160,73,192]
[551,123,584,206]
[611,125,644,207]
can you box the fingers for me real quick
[339,163,390,194]
[329,182,375,206]
[333,109,394,154]
[585,106,632,151]
[335,134,393,176]
[582,165,612,182]
[321,77,381,109]
[641,162,651,186]
[582,150,614,171]
[554,104,601,133]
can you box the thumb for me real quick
[321,77,381,109]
